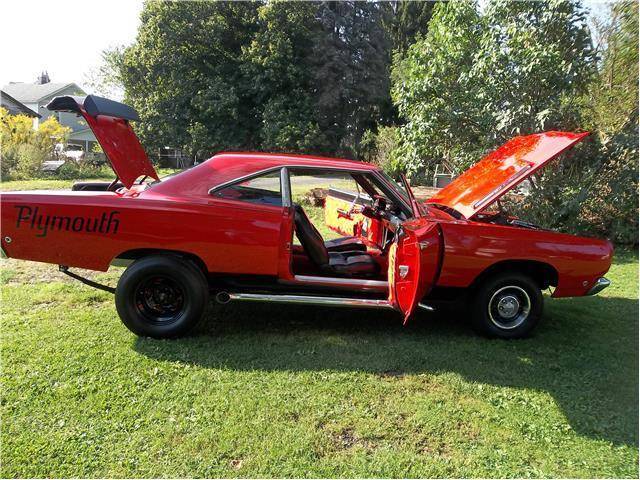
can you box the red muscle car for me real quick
[0,95,613,339]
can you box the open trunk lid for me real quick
[427,131,589,219]
[47,95,159,189]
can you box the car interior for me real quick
[287,169,409,281]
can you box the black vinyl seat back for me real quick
[293,204,330,267]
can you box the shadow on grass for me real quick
[135,295,638,448]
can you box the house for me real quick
[0,90,41,118]
[2,73,97,153]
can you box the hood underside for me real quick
[427,131,589,219]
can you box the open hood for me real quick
[427,131,589,219]
[47,95,159,189]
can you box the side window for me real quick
[289,169,364,241]
[214,170,282,206]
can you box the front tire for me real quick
[471,272,543,339]
[115,255,209,338]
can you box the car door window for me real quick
[214,170,282,206]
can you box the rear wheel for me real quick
[115,255,209,338]
[471,272,543,339]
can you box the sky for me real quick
[0,0,613,95]
[0,0,143,90]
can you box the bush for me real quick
[56,161,111,180]
[12,144,47,179]
[361,126,402,177]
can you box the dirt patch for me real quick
[411,186,441,201]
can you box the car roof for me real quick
[150,151,379,197]
[212,152,378,171]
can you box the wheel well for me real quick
[471,260,558,290]
[113,249,208,277]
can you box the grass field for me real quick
[0,178,638,477]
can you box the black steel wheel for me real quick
[116,255,208,338]
[471,272,543,339]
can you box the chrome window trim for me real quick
[207,163,412,216]
[208,166,284,196]
[281,167,292,207]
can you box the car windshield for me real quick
[378,170,411,203]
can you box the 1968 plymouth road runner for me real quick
[0,95,613,339]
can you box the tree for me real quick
[312,1,393,158]
[576,1,638,243]
[385,0,434,54]
[478,0,595,138]
[242,1,329,153]
[391,1,487,177]
[118,1,261,158]
[391,0,595,177]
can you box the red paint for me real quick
[388,220,442,322]
[428,132,589,219]
[73,104,158,189]
[0,132,613,323]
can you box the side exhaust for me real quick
[215,291,396,310]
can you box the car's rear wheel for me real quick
[471,272,543,339]
[115,255,209,338]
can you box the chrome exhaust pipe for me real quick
[220,292,395,310]
[215,291,231,304]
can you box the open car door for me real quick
[388,220,442,324]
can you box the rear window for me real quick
[214,170,282,206]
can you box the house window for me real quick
[214,170,282,206]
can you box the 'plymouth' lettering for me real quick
[14,205,120,237]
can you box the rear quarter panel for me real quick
[0,190,283,275]
[437,221,613,297]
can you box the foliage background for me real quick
[73,1,640,243]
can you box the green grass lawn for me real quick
[0,176,638,477]
[0,168,180,192]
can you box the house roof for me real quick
[0,90,41,117]
[1,82,85,103]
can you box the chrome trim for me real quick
[587,277,611,296]
[418,302,435,312]
[287,274,388,292]
[208,166,283,195]
[222,292,395,309]
[281,167,292,207]
[209,164,381,196]
[399,265,409,279]
[487,285,531,330]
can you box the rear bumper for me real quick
[587,277,610,296]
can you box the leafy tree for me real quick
[385,0,434,54]
[478,0,595,138]
[391,1,487,177]
[312,1,393,158]
[118,1,261,158]
[243,1,328,153]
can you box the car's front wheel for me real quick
[471,272,543,339]
[115,255,209,338]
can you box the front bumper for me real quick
[587,277,611,296]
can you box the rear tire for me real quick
[471,272,543,339]
[115,255,209,338]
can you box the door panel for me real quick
[388,221,442,324]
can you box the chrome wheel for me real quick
[488,285,531,330]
